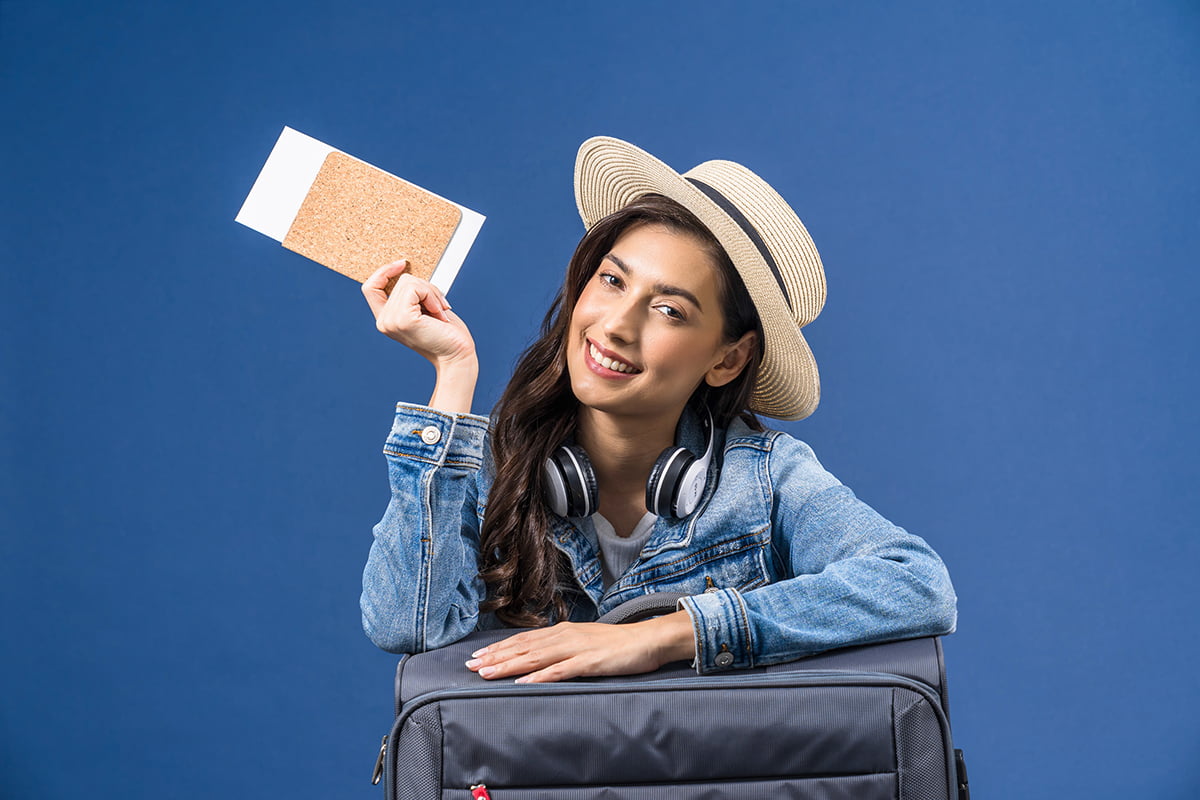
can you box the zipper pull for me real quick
[371,735,387,785]
[470,785,492,799]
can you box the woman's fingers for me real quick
[364,258,451,323]
[362,258,448,318]
[473,626,563,661]
[388,277,449,326]
[365,258,466,345]
[466,628,564,679]
[417,284,450,322]
[434,285,451,311]
[362,259,410,317]
[362,258,457,329]
[515,658,585,684]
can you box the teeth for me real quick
[590,343,637,374]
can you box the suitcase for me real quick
[372,595,970,800]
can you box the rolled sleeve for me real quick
[384,403,489,468]
[678,588,755,674]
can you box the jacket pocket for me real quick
[621,527,771,595]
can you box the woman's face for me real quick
[566,223,755,423]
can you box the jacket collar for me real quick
[550,404,734,586]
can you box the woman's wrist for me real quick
[428,354,479,415]
[639,610,697,667]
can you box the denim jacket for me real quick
[361,402,957,674]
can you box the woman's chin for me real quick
[570,382,681,422]
[569,379,624,412]
[568,373,635,413]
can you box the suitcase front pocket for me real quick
[389,676,952,800]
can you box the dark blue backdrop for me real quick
[3,2,1198,798]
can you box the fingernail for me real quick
[471,648,487,658]
[465,659,481,669]
[514,676,529,684]
[478,666,496,678]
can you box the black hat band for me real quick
[685,177,792,312]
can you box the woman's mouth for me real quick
[586,340,641,377]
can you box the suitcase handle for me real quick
[596,592,690,624]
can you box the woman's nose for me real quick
[600,298,639,343]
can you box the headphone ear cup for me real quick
[543,444,598,518]
[645,446,696,518]
[673,457,709,518]
[542,456,570,517]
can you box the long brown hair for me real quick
[479,194,764,626]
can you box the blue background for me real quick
[3,2,1198,798]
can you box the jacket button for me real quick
[420,426,442,445]
[714,651,734,668]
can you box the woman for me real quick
[359,136,956,682]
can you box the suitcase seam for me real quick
[459,773,901,791]
[891,687,901,800]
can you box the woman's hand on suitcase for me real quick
[464,612,696,683]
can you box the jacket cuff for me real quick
[678,588,754,674]
[384,403,489,468]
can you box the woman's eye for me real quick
[599,272,622,288]
[656,304,684,321]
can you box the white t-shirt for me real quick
[592,511,658,588]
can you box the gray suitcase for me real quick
[373,595,969,800]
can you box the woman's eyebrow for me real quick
[603,253,704,311]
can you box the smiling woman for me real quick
[358,136,957,680]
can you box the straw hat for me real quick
[574,136,827,420]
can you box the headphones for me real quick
[542,410,715,519]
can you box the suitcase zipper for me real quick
[955,748,970,800]
[470,785,492,799]
[371,735,387,785]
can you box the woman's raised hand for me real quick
[363,260,476,366]
[363,260,478,414]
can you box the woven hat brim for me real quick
[574,136,821,420]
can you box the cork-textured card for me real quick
[236,127,485,294]
[282,151,462,284]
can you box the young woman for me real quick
[359,137,956,683]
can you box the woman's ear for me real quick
[705,331,758,388]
